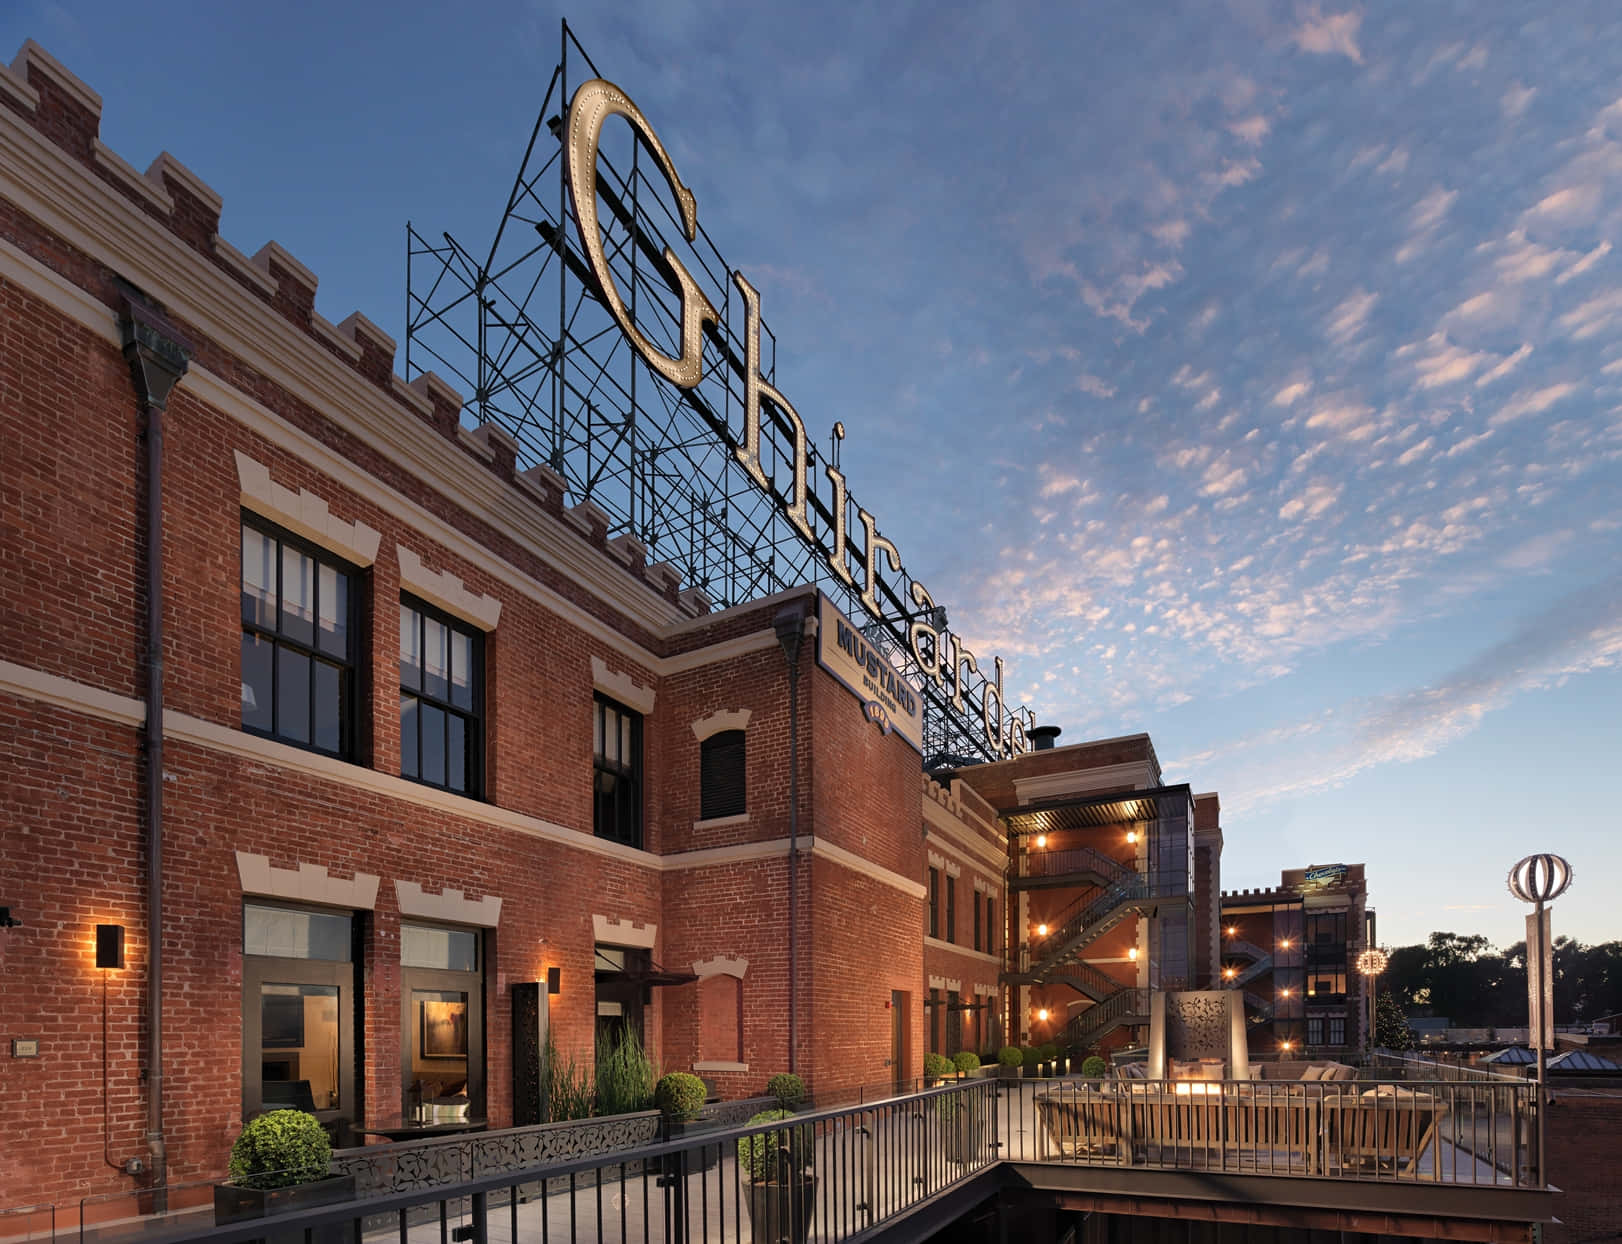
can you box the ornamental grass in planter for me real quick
[738,1108,816,1244]
[215,1110,355,1244]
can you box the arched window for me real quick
[699,729,746,820]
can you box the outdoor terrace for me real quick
[1,1061,1555,1244]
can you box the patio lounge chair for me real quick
[1324,1086,1450,1174]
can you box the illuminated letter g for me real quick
[566,79,717,390]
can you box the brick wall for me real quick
[1545,1090,1622,1243]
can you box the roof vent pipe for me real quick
[1027,725,1062,751]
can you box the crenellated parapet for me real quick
[0,38,714,622]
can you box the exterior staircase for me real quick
[1023,872,1158,981]
[1063,987,1151,1048]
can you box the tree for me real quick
[1375,989,1413,1051]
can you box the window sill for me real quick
[692,813,749,831]
[693,1061,748,1073]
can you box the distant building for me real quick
[1219,863,1374,1056]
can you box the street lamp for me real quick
[1356,947,1388,1054]
[1509,852,1572,1188]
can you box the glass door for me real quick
[241,903,359,1145]
[400,924,484,1122]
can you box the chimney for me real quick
[1027,724,1062,751]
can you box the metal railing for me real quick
[1024,874,1159,982]
[16,1072,1547,1242]
[1032,959,1123,1001]
[1021,845,1130,884]
[1064,988,1151,1047]
[65,1079,1001,1244]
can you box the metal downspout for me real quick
[118,286,191,1192]
[775,603,809,1077]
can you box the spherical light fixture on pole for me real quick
[1356,947,1388,1054]
[1508,852,1572,1188]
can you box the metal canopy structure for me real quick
[404,21,1033,765]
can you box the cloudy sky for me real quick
[11,1,1619,950]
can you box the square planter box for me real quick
[214,1173,357,1244]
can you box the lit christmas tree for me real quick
[1375,989,1413,1051]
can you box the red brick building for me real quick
[0,38,1249,1215]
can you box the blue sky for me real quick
[10,2,1619,951]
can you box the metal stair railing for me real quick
[1064,987,1151,1047]
[1224,936,1272,961]
[1232,952,1273,988]
[1028,873,1150,978]
[1043,959,1128,1002]
[1022,845,1130,884]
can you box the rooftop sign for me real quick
[562,76,1032,761]
[405,29,1038,763]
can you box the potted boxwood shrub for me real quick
[654,1071,717,1172]
[951,1051,981,1079]
[1081,1055,1108,1080]
[923,1051,953,1086]
[996,1046,1024,1080]
[766,1071,807,1110]
[738,1108,815,1244]
[215,1110,356,1244]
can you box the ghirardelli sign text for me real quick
[565,78,1033,760]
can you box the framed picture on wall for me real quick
[421,998,469,1059]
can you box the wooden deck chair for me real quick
[1329,1089,1451,1174]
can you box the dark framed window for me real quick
[946,990,963,1054]
[1306,1017,1324,1046]
[945,876,956,944]
[985,898,995,956]
[594,695,643,848]
[973,894,982,952]
[400,596,483,797]
[241,519,358,758]
[927,869,939,939]
[699,729,746,820]
[1328,1016,1346,1046]
[927,988,941,1053]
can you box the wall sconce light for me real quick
[1279,1040,1293,1052]
[96,924,126,970]
[1223,966,1236,980]
[1279,987,1292,998]
[1034,834,1047,848]
[1128,947,1139,961]
[1226,925,1237,937]
[1126,830,1138,844]
[1036,1008,1050,1023]
[1035,923,1049,937]
[546,966,561,996]
[1278,938,1291,949]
